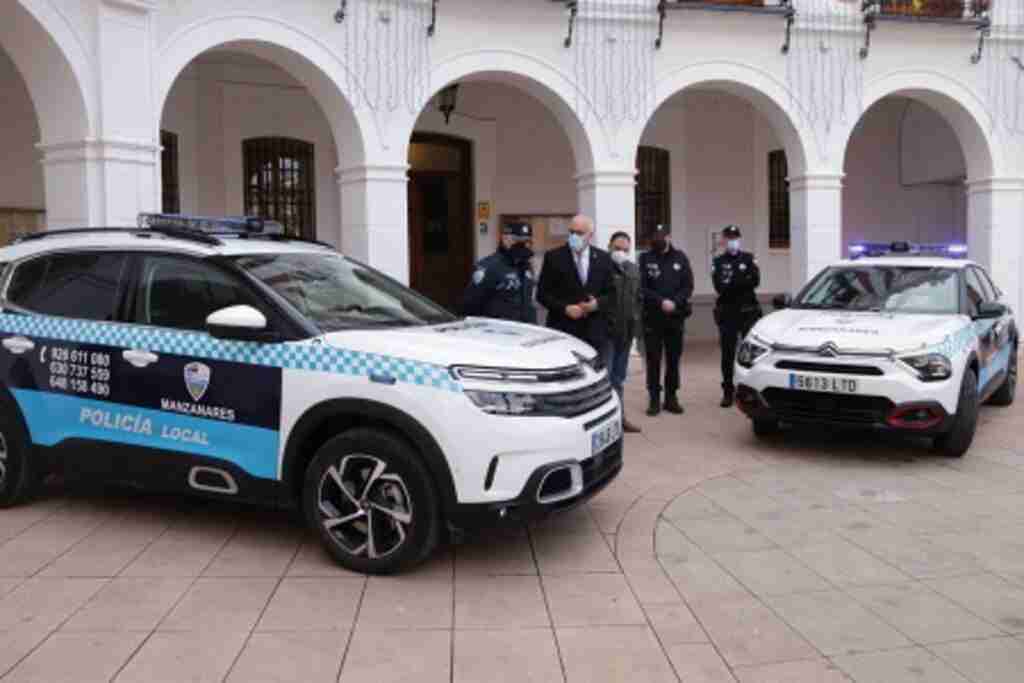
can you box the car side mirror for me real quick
[772,293,792,310]
[206,305,278,342]
[975,302,1007,320]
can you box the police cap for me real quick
[652,224,671,236]
[502,222,532,240]
[722,225,742,238]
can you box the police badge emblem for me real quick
[673,263,681,271]
[184,362,212,402]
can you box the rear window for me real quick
[6,252,128,321]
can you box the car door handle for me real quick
[122,349,159,368]
[2,336,35,355]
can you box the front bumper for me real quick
[735,384,954,433]
[448,437,623,532]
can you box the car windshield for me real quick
[231,252,457,332]
[794,265,960,315]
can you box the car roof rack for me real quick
[848,241,968,260]
[14,214,336,251]
[15,225,223,247]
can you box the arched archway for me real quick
[4,1,94,142]
[1,1,95,231]
[387,51,604,309]
[840,71,1021,313]
[156,16,368,246]
[157,16,367,172]
[632,62,815,340]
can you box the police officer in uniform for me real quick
[640,224,694,417]
[462,222,537,324]
[712,225,761,408]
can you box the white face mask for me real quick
[568,233,587,253]
[726,239,741,253]
[610,249,629,265]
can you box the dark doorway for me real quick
[407,133,474,312]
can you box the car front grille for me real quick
[775,360,884,376]
[762,388,893,426]
[534,376,615,418]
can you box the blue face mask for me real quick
[727,239,741,253]
[568,233,586,253]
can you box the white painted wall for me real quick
[0,47,44,211]
[843,97,967,248]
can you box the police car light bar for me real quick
[848,241,968,259]
[137,213,284,235]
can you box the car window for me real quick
[963,268,987,315]
[135,255,255,331]
[231,252,456,331]
[6,252,128,321]
[973,267,998,302]
[795,266,959,315]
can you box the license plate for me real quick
[788,373,859,394]
[591,417,622,457]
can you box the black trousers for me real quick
[717,308,759,389]
[644,321,684,398]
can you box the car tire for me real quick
[752,418,780,438]
[934,368,979,458]
[0,403,36,509]
[986,344,1017,407]
[302,428,440,575]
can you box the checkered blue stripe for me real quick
[0,313,461,392]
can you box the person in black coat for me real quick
[536,215,615,362]
[639,224,694,416]
[462,222,537,324]
[712,224,761,407]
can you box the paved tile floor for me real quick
[1,343,1024,682]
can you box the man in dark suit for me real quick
[537,215,615,362]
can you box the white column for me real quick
[576,169,636,248]
[38,140,158,229]
[967,178,1024,315]
[337,163,410,284]
[788,173,844,291]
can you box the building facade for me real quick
[2,0,1023,337]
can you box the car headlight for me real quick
[899,353,952,382]
[736,340,769,368]
[464,390,539,415]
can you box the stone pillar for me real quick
[337,163,410,284]
[967,178,1024,314]
[576,169,636,248]
[788,173,844,291]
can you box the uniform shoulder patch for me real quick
[472,268,486,285]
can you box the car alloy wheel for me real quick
[317,454,413,560]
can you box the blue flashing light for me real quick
[848,240,968,260]
[137,213,284,235]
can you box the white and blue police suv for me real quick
[733,242,1016,458]
[0,215,622,574]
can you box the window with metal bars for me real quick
[243,137,316,239]
[768,149,790,250]
[160,130,180,215]
[635,146,670,248]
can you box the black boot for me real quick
[664,394,684,415]
[646,395,661,417]
[720,384,734,408]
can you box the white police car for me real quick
[734,242,1016,458]
[0,215,622,574]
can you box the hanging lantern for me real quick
[438,84,459,125]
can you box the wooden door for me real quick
[407,134,474,312]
